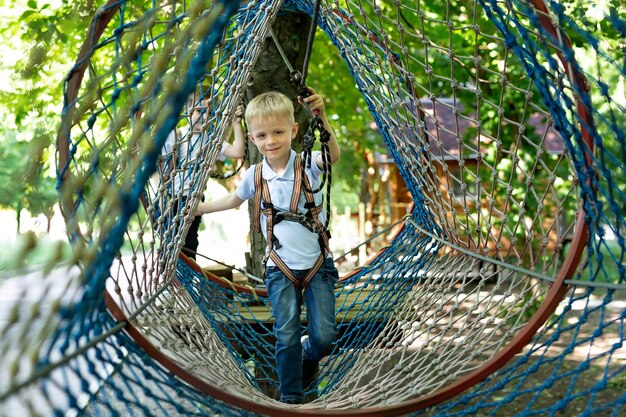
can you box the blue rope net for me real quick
[1,0,624,416]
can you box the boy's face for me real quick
[247,115,298,165]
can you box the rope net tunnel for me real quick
[1,0,624,416]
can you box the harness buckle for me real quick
[271,234,282,250]
[302,217,325,234]
[275,211,325,234]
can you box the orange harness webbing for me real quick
[253,155,330,290]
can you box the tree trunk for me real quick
[16,202,22,235]
[244,11,312,279]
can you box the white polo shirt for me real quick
[236,150,328,270]
[162,126,228,197]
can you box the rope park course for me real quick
[1,0,625,415]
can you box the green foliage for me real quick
[306,0,546,211]
[297,0,622,274]
[0,125,58,230]
[0,131,27,210]
[0,0,622,239]
[0,232,72,272]
[0,1,97,231]
[307,27,391,208]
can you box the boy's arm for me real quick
[222,104,245,159]
[159,129,179,183]
[195,192,244,215]
[300,88,340,167]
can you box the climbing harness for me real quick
[254,2,333,288]
[253,154,331,290]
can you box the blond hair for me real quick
[245,91,294,126]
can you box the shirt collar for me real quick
[262,149,296,180]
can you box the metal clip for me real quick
[275,211,324,234]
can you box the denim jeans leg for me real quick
[265,267,304,403]
[303,258,338,362]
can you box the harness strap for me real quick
[252,154,330,290]
[253,162,263,233]
[300,167,327,238]
[290,155,303,213]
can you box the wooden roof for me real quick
[417,98,565,160]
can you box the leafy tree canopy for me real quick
[0,0,622,229]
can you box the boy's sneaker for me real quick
[282,398,303,405]
[302,359,319,390]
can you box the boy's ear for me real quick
[247,132,255,143]
[291,122,299,139]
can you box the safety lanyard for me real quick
[267,1,332,229]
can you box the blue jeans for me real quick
[265,257,338,403]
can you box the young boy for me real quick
[195,88,340,404]
[160,92,245,259]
